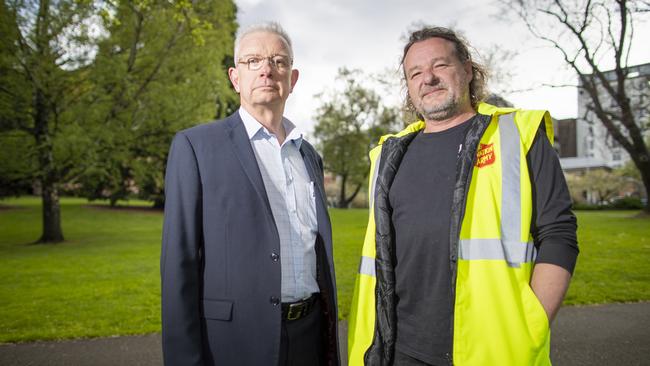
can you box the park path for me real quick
[1,302,648,366]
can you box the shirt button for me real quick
[270,296,280,306]
[270,252,279,261]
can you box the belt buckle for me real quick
[286,302,304,321]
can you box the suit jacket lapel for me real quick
[226,113,274,218]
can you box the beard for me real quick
[416,88,461,121]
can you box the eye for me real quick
[434,63,449,69]
[247,56,262,66]
[409,71,421,80]
[273,56,290,68]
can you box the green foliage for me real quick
[313,68,400,208]
[566,168,629,204]
[0,0,103,241]
[0,131,36,197]
[0,0,239,242]
[571,202,605,211]
[77,0,238,206]
[566,166,645,209]
[572,197,644,210]
[618,159,643,181]
[609,197,644,210]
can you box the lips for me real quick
[254,82,279,91]
[420,87,445,98]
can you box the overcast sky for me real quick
[234,0,650,134]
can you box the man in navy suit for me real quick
[161,21,339,366]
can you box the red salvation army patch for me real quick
[475,143,496,168]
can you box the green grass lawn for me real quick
[0,197,648,342]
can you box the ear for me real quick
[228,67,240,93]
[290,69,299,93]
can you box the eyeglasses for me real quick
[238,55,292,71]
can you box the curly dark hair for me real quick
[401,26,487,116]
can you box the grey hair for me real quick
[233,21,294,64]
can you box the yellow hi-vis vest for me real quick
[348,103,555,366]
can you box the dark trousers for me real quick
[279,299,324,366]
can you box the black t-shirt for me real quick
[388,114,578,365]
[389,118,471,365]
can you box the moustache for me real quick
[419,84,447,97]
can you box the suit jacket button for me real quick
[270,296,280,306]
[270,252,279,261]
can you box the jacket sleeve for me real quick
[527,127,579,274]
[160,132,205,366]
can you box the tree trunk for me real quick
[342,183,363,208]
[34,74,64,243]
[34,136,65,243]
[39,181,64,243]
[337,174,363,209]
[637,160,650,213]
[337,174,347,208]
[153,196,165,209]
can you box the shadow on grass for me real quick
[0,204,25,211]
[85,204,163,213]
[632,210,650,219]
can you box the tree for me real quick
[313,68,400,208]
[500,0,650,212]
[565,168,628,203]
[0,0,101,242]
[78,0,238,208]
[0,0,238,242]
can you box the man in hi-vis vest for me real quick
[348,26,579,366]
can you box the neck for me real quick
[423,109,476,133]
[242,103,286,143]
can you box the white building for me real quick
[571,62,650,169]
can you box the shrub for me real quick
[610,197,644,210]
[572,202,605,210]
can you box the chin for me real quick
[253,97,282,105]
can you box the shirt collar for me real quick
[238,107,303,148]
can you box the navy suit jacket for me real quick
[161,112,340,365]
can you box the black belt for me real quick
[281,294,318,321]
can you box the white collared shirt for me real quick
[239,107,319,302]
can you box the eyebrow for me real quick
[239,53,290,59]
[238,53,261,59]
[406,56,450,75]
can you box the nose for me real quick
[422,68,438,85]
[258,58,274,76]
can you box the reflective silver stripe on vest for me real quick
[358,256,376,277]
[458,113,536,267]
[459,239,536,266]
[360,152,381,278]
[369,153,381,209]
[499,113,521,257]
